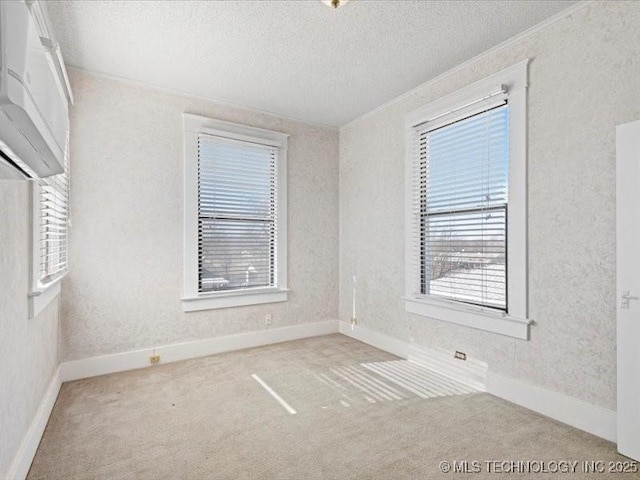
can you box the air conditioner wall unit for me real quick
[0,0,73,180]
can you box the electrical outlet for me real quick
[454,351,467,361]
[265,314,272,327]
[150,354,160,364]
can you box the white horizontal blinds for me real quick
[198,134,277,292]
[39,148,69,283]
[420,102,509,310]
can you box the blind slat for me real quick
[38,135,70,282]
[198,134,278,293]
[418,104,509,310]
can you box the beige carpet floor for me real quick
[28,334,634,479]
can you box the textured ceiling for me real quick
[47,0,577,127]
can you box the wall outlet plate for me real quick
[454,351,467,361]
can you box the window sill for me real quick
[182,287,289,312]
[28,277,63,319]
[404,296,530,340]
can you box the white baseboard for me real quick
[338,321,616,442]
[6,318,616,480]
[7,321,338,478]
[338,321,410,359]
[6,366,62,480]
[408,344,488,392]
[339,321,486,390]
[487,371,617,442]
[61,320,338,382]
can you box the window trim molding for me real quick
[28,182,67,318]
[404,60,530,339]
[181,113,289,312]
[28,276,62,319]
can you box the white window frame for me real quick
[28,178,69,319]
[404,60,531,339]
[182,113,289,312]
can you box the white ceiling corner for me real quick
[46,0,578,128]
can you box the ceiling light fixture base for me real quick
[321,0,350,9]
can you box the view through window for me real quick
[197,135,278,292]
[420,104,509,310]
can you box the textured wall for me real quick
[339,1,640,411]
[0,181,60,478]
[62,70,339,361]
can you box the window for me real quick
[29,147,70,318]
[421,102,509,310]
[182,114,288,312]
[405,61,530,339]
